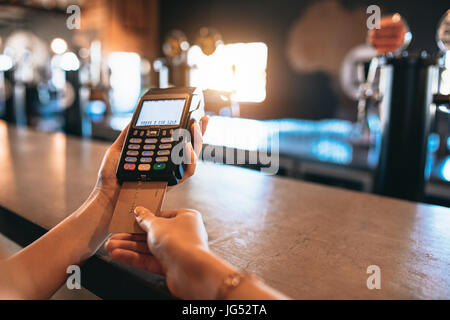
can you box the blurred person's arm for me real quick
[368,14,407,54]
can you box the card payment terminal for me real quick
[109,87,205,233]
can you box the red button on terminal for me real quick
[124,163,136,170]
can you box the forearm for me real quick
[3,189,117,299]
[182,248,289,300]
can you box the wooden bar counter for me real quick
[0,120,449,299]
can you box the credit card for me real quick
[109,181,167,234]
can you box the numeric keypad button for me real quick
[138,164,151,171]
[157,150,170,156]
[124,163,136,170]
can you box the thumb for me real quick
[134,206,155,232]
[111,123,130,151]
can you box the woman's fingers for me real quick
[134,206,157,232]
[166,116,209,190]
[158,209,182,219]
[110,249,164,275]
[180,142,197,182]
[109,233,147,242]
[191,122,203,158]
[111,123,130,151]
[105,239,151,254]
[200,116,209,136]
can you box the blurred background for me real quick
[0,0,449,206]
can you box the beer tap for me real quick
[372,14,440,201]
[433,10,450,156]
[355,14,411,144]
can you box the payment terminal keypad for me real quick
[122,129,175,172]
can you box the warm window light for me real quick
[203,116,269,151]
[0,54,13,71]
[60,52,80,71]
[90,40,102,86]
[108,52,141,113]
[50,55,65,89]
[51,38,68,55]
[188,42,268,103]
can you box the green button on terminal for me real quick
[153,163,166,170]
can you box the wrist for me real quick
[178,246,239,299]
[179,247,284,300]
[92,186,120,209]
